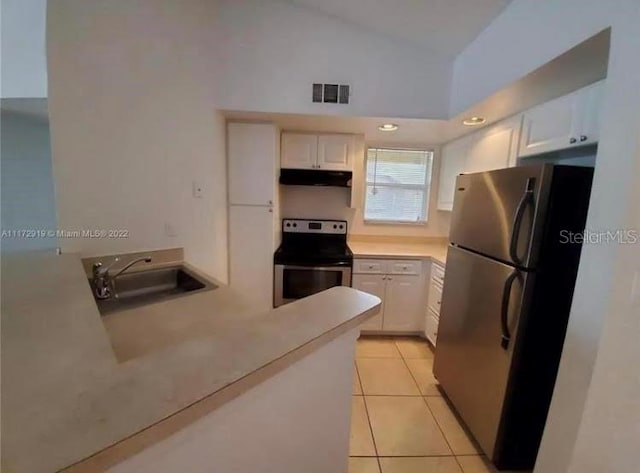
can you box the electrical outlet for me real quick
[192,181,204,198]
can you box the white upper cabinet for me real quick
[281,133,318,169]
[519,80,604,158]
[519,92,578,157]
[228,123,278,206]
[437,114,520,212]
[577,81,604,146]
[317,134,353,171]
[437,135,471,211]
[281,132,354,171]
[465,115,521,173]
[436,81,605,212]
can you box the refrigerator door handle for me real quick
[509,178,536,265]
[500,269,522,350]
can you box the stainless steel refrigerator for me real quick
[433,164,594,470]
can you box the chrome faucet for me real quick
[92,256,152,300]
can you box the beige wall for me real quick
[568,135,640,471]
[216,0,452,119]
[47,0,228,281]
[280,136,451,238]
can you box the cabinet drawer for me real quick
[431,263,445,285]
[389,260,420,275]
[428,278,443,314]
[425,310,439,346]
[354,259,387,274]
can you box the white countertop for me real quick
[348,237,449,265]
[1,252,380,473]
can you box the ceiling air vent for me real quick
[312,83,323,103]
[339,85,349,104]
[312,83,350,104]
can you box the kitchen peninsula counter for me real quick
[1,252,380,472]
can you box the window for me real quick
[364,147,434,223]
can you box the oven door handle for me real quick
[277,264,352,271]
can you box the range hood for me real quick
[279,169,352,188]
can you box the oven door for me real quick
[274,264,352,307]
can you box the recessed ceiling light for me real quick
[462,116,486,126]
[378,123,399,132]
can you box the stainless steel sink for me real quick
[91,265,217,315]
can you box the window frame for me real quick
[363,147,434,225]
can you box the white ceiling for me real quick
[286,0,512,57]
[223,29,609,146]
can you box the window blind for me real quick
[364,148,433,223]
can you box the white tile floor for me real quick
[350,336,511,473]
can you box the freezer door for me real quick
[450,165,553,269]
[433,245,532,460]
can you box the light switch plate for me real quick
[164,223,178,237]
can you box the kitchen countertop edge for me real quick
[62,296,379,472]
[1,252,380,473]
[348,241,449,266]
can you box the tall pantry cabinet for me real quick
[227,122,280,310]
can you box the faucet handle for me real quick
[93,257,120,277]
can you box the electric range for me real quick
[273,219,353,307]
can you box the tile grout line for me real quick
[355,360,382,472]
[354,360,364,396]
[394,337,433,398]
[360,396,382,472]
[394,338,463,466]
[359,337,463,471]
[356,341,385,473]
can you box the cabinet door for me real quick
[383,275,424,332]
[518,92,579,157]
[281,133,318,169]
[317,134,353,171]
[352,274,385,331]
[465,115,521,173]
[425,309,439,346]
[576,81,604,146]
[437,136,470,211]
[228,123,278,206]
[229,205,275,311]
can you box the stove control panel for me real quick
[282,219,347,235]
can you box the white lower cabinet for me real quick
[425,309,439,346]
[229,205,276,311]
[353,259,425,333]
[424,262,446,346]
[352,274,385,331]
[383,275,424,331]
